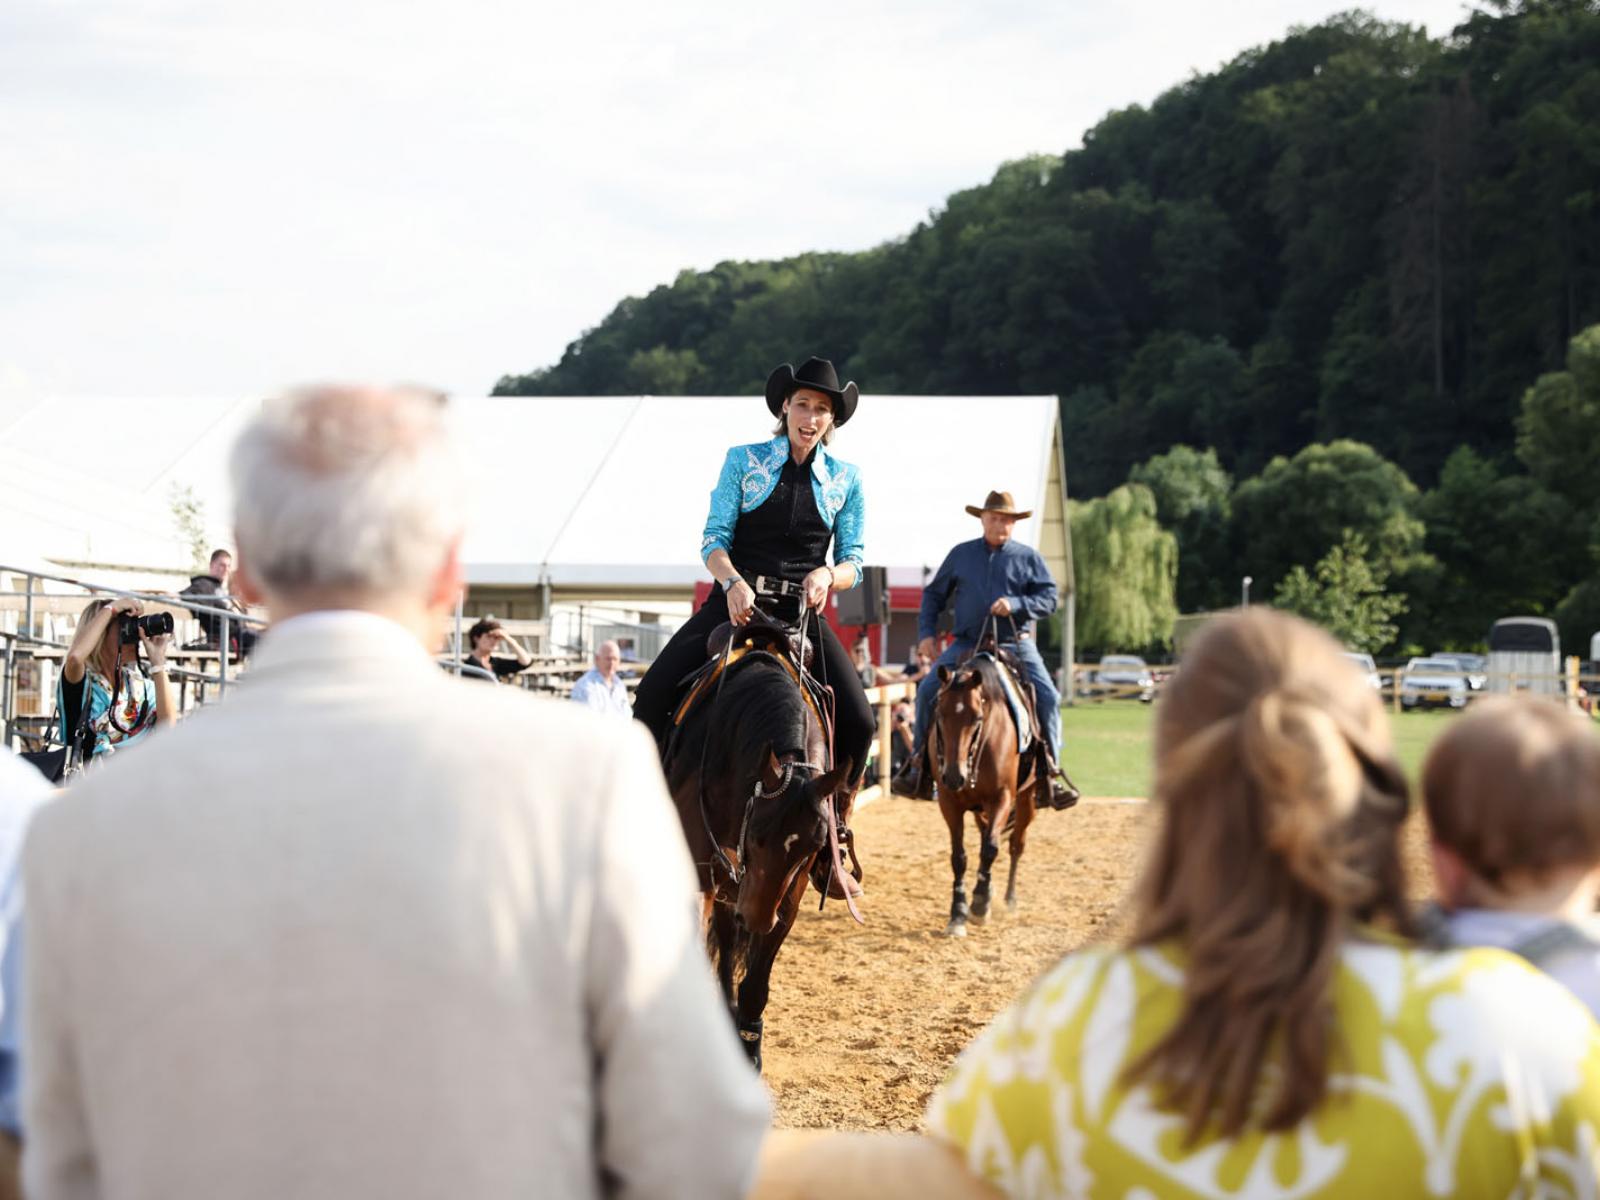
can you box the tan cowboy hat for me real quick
[965,490,1032,519]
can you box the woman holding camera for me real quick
[59,596,176,763]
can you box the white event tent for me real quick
[0,394,1073,661]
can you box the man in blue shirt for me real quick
[891,491,1078,809]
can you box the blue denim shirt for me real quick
[700,436,865,587]
[919,537,1058,641]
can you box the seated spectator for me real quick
[179,548,258,659]
[901,645,933,683]
[22,384,769,1199]
[570,640,631,717]
[1422,696,1600,1014]
[890,697,916,774]
[460,617,533,682]
[59,596,175,765]
[924,608,1600,1197]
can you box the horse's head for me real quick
[934,662,992,794]
[736,749,854,934]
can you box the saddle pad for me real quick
[673,645,826,734]
[976,652,1033,755]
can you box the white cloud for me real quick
[0,0,1474,399]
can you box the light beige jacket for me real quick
[22,612,769,1200]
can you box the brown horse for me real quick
[665,641,855,1070]
[931,653,1037,937]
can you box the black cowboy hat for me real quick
[765,357,859,425]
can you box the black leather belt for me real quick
[742,573,805,599]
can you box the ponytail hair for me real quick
[1124,608,1410,1143]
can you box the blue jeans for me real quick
[913,637,1061,761]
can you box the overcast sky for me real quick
[0,0,1474,401]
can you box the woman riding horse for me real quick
[631,357,875,898]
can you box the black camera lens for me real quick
[116,611,175,642]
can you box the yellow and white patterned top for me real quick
[926,939,1600,1198]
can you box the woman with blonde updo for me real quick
[924,608,1600,1199]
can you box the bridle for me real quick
[727,757,823,887]
[932,671,992,792]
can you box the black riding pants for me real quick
[632,587,875,783]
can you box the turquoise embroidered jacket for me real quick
[700,435,865,588]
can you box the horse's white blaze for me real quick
[783,833,798,854]
[954,701,965,713]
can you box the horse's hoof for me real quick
[968,910,988,926]
[944,921,968,938]
[1006,898,1018,913]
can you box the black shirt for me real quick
[460,654,527,682]
[730,448,832,582]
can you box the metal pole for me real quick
[453,587,464,675]
[218,607,229,699]
[1,634,14,751]
[23,572,34,644]
[1063,589,1076,705]
[1241,576,1252,608]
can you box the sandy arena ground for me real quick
[761,793,1434,1130]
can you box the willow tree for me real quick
[1070,483,1178,654]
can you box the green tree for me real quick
[1230,440,1431,599]
[1273,531,1407,652]
[167,482,208,570]
[1515,323,1600,518]
[1128,445,1235,612]
[622,345,704,394]
[1070,484,1179,653]
[1412,445,1579,646]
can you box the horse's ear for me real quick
[809,757,855,800]
[762,746,784,787]
[937,664,952,684]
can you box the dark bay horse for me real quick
[931,654,1037,937]
[665,640,855,1071]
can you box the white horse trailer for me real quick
[1486,616,1562,696]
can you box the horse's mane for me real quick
[681,652,817,842]
[947,653,1010,714]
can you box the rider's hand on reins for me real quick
[802,566,833,612]
[727,579,757,625]
[989,597,1013,617]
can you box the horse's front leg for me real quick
[970,788,1012,924]
[943,801,970,938]
[708,897,738,1011]
[1006,785,1034,912]
[732,868,808,1074]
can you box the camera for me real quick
[117,611,175,643]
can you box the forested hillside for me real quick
[496,1,1600,654]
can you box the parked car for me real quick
[1400,657,1470,709]
[1340,651,1382,691]
[1094,654,1155,703]
[1431,651,1487,691]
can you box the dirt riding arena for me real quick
[763,793,1435,1130]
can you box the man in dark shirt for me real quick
[891,491,1077,809]
[180,549,258,659]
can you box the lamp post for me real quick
[1241,576,1253,608]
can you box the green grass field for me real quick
[1061,701,1465,799]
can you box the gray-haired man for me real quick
[22,386,768,1200]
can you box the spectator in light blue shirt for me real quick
[892,490,1076,809]
[570,641,632,718]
